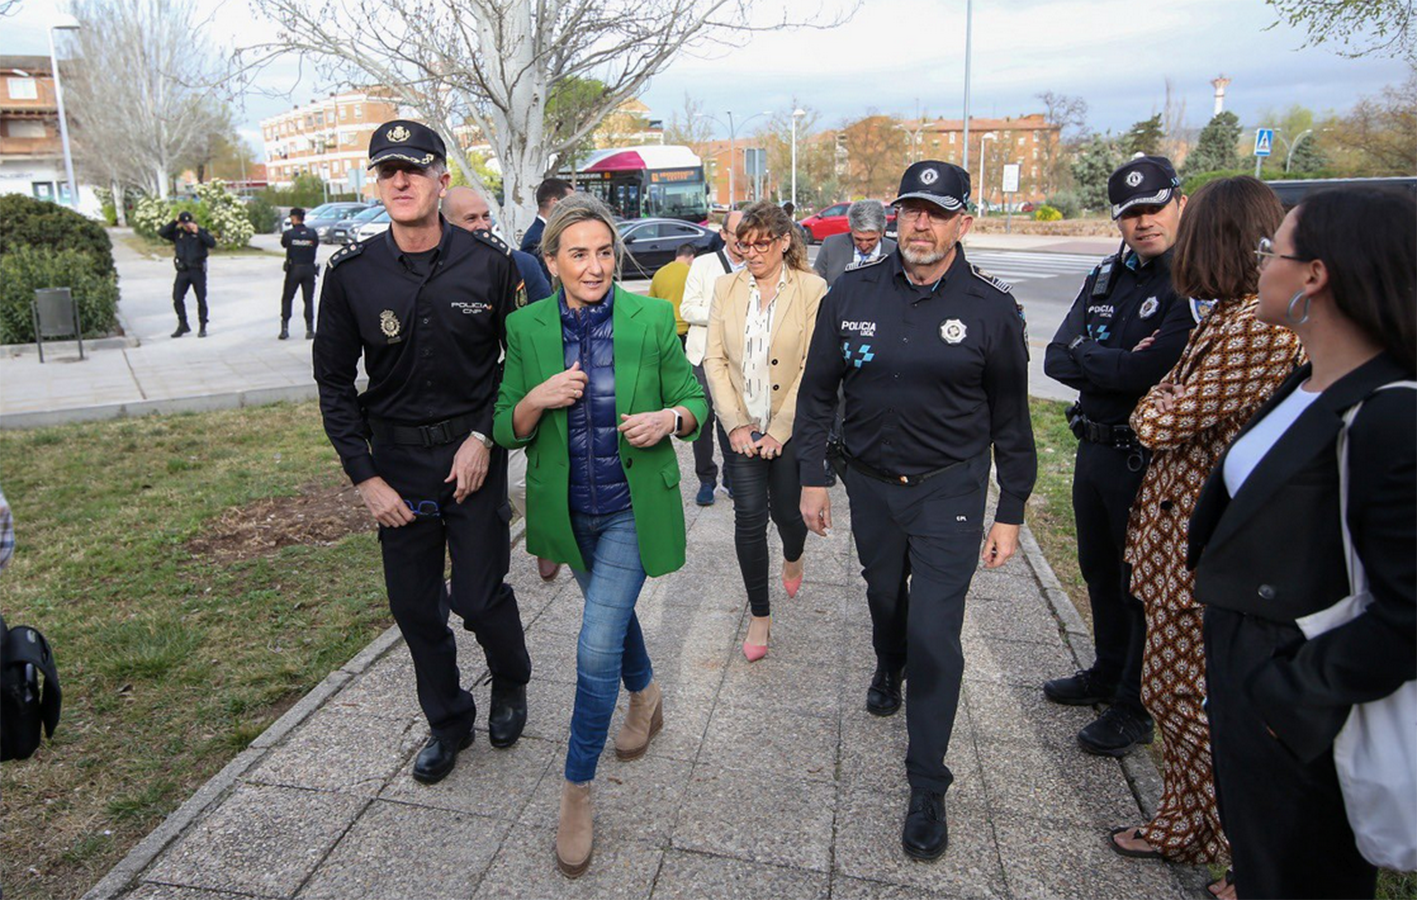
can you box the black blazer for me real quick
[1189,352,1416,761]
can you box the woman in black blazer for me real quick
[1188,188,1416,899]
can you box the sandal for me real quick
[1204,868,1236,899]
[1107,826,1164,859]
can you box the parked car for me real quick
[281,202,372,242]
[328,204,385,245]
[351,208,392,243]
[798,202,897,244]
[617,218,716,278]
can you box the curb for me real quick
[1,334,139,359]
[80,522,525,900]
[0,384,323,430]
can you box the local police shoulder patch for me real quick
[844,255,888,273]
[326,242,364,270]
[473,229,511,256]
[969,263,1012,294]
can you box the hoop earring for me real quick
[1285,290,1311,326]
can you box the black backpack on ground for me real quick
[0,612,61,761]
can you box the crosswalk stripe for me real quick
[967,250,1104,284]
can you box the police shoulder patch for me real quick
[969,263,1013,294]
[843,255,888,273]
[326,242,364,270]
[473,229,511,256]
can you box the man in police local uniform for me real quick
[1041,155,1195,758]
[795,161,1037,861]
[313,120,531,784]
[278,207,319,340]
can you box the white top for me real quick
[740,271,785,433]
[1223,382,1323,495]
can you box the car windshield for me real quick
[304,204,334,218]
[348,207,383,224]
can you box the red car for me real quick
[798,202,897,244]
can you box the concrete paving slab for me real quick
[974,737,1140,828]
[324,653,423,722]
[715,654,841,719]
[245,708,423,796]
[378,732,558,820]
[670,764,836,872]
[964,679,1100,749]
[992,812,1188,899]
[471,825,662,900]
[519,753,693,844]
[119,887,252,900]
[650,850,830,899]
[697,701,840,783]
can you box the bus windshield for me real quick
[646,182,709,221]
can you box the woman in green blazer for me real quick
[493,195,706,879]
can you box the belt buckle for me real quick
[420,420,451,447]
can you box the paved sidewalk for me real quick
[82,445,1201,900]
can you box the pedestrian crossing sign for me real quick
[1254,128,1274,157]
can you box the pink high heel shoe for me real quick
[782,559,804,599]
[742,616,771,662]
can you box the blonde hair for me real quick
[736,200,810,272]
[540,193,623,285]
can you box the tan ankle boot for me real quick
[614,681,663,761]
[556,780,593,878]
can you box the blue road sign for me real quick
[1254,128,1274,157]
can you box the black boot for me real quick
[305,324,315,340]
[411,731,473,784]
[902,787,948,860]
[866,663,904,717]
[197,323,208,338]
[279,323,290,340]
[1077,704,1154,757]
[488,681,527,749]
[171,321,191,338]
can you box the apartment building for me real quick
[260,90,402,192]
[0,55,96,210]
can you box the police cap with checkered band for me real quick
[891,161,971,213]
[1108,155,1180,219]
[367,119,447,170]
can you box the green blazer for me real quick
[493,286,707,577]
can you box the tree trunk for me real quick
[110,179,128,226]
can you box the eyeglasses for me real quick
[403,499,441,517]
[894,205,956,225]
[1254,237,1310,268]
[734,237,782,255]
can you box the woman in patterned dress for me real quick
[1109,177,1305,897]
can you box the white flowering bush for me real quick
[129,180,255,247]
[132,195,176,239]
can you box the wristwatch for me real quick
[469,430,494,448]
[667,409,683,436]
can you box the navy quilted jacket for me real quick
[560,292,631,515]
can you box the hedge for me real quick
[0,193,115,278]
[0,245,119,344]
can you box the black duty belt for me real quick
[1067,403,1138,449]
[840,445,966,487]
[368,414,475,448]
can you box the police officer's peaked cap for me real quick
[1108,156,1181,220]
[177,210,194,223]
[891,161,971,213]
[367,119,447,170]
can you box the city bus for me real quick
[565,145,710,223]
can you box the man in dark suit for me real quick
[813,200,897,286]
[519,178,574,281]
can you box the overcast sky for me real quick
[5,0,1409,152]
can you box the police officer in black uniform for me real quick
[158,210,216,338]
[1041,155,1196,757]
[796,161,1037,861]
[313,120,531,785]
[279,207,320,340]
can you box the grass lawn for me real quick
[1025,398,1417,900]
[0,403,389,900]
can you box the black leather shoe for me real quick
[412,732,473,784]
[171,322,190,338]
[866,664,904,717]
[901,787,948,860]
[1078,704,1154,757]
[198,324,208,338]
[1043,668,1117,706]
[278,325,289,340]
[487,681,527,749]
[305,328,315,340]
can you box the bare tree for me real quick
[664,93,715,157]
[1160,78,1189,164]
[1267,0,1414,61]
[1035,91,1089,196]
[239,0,853,238]
[839,112,909,199]
[65,0,231,200]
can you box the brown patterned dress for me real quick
[1125,296,1304,863]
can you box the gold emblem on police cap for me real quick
[379,309,401,338]
[387,125,411,143]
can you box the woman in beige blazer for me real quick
[704,201,828,660]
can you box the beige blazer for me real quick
[703,266,827,446]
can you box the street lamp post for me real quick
[961,0,973,173]
[48,16,81,208]
[1284,128,1315,173]
[978,132,997,216]
[791,108,805,210]
[697,110,770,209]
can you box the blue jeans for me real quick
[565,508,653,782]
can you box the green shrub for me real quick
[1033,204,1063,222]
[245,196,280,235]
[1044,192,1082,219]
[0,193,115,277]
[0,245,120,343]
[1181,168,1249,198]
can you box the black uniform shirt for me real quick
[312,220,520,485]
[794,247,1038,524]
[157,220,216,266]
[1044,248,1196,425]
[281,224,320,266]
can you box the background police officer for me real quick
[157,210,216,338]
[313,120,531,785]
[1041,155,1195,757]
[279,207,320,340]
[796,161,1037,862]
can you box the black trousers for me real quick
[845,453,989,794]
[1072,440,1147,712]
[372,438,531,741]
[1204,607,1377,900]
[723,438,808,617]
[172,266,208,326]
[280,264,317,327]
[687,351,733,488]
